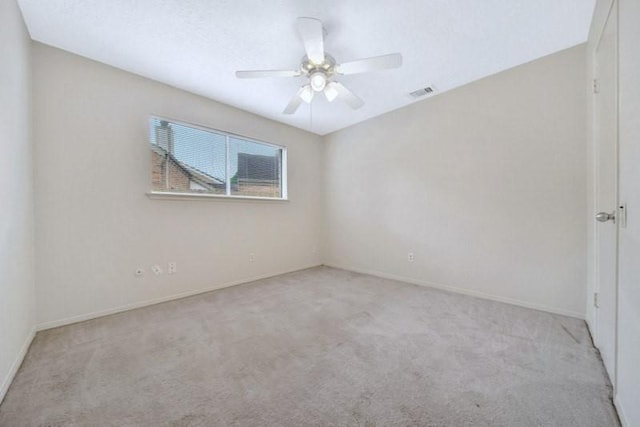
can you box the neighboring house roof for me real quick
[236,153,278,182]
[151,144,224,189]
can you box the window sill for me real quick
[146,191,289,202]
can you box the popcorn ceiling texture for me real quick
[17,0,595,134]
[0,267,618,426]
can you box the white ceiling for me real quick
[17,0,595,135]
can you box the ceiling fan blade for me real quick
[283,86,313,114]
[296,17,325,65]
[336,53,403,75]
[332,82,364,109]
[236,69,301,79]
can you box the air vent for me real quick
[410,86,436,98]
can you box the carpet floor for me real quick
[0,267,619,426]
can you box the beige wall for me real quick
[29,38,590,332]
[33,43,323,327]
[0,0,36,401]
[323,45,587,318]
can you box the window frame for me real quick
[147,115,288,202]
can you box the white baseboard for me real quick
[0,327,36,404]
[36,264,322,331]
[614,395,628,427]
[325,263,585,319]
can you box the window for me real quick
[149,117,286,199]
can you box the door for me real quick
[594,0,618,385]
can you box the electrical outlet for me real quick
[168,262,177,274]
[249,253,255,262]
[408,252,415,262]
[135,268,145,277]
[151,265,163,275]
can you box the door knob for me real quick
[595,211,616,223]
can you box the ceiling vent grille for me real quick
[410,86,436,98]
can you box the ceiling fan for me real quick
[235,17,403,114]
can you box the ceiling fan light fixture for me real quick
[236,17,402,115]
[324,82,339,102]
[300,85,314,103]
[309,72,327,92]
